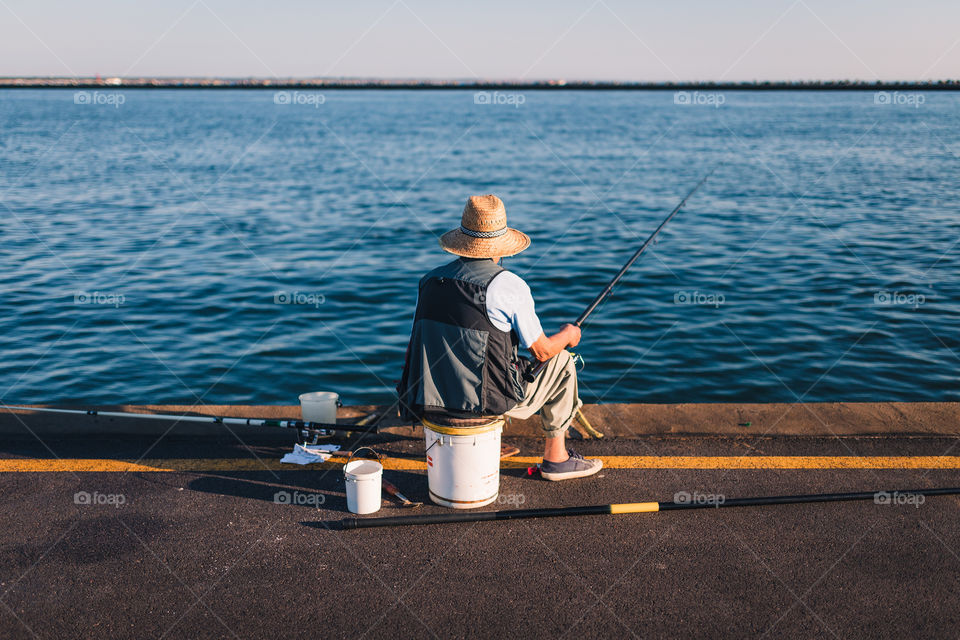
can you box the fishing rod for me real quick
[3,405,379,439]
[341,486,960,529]
[526,166,717,381]
[575,166,716,326]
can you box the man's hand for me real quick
[560,323,581,348]
[528,323,582,362]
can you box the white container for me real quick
[344,449,383,515]
[424,421,503,509]
[299,391,338,424]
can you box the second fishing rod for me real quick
[523,166,717,382]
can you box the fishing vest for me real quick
[398,258,526,418]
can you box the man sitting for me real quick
[397,195,602,480]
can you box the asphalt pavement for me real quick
[2,432,960,639]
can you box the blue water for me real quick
[1,89,957,406]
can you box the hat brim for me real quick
[439,227,531,258]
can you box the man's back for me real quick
[398,257,526,417]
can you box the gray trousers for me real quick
[505,350,582,437]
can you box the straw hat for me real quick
[439,195,531,258]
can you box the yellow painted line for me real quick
[0,458,419,473]
[2,456,960,472]
[566,456,960,470]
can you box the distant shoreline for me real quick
[1,78,958,91]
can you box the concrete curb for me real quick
[2,402,958,438]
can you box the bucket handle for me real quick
[347,446,382,467]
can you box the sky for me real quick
[1,0,959,81]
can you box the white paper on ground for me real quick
[280,443,341,465]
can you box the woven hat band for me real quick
[459,225,507,239]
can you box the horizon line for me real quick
[2,77,959,91]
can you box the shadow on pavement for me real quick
[185,468,431,513]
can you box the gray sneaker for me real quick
[539,449,603,481]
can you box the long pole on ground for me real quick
[2,405,379,438]
[341,487,960,529]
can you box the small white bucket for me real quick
[299,391,338,424]
[344,447,383,515]
[424,420,503,509]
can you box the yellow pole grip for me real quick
[609,502,660,514]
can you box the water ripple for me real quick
[0,89,957,404]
